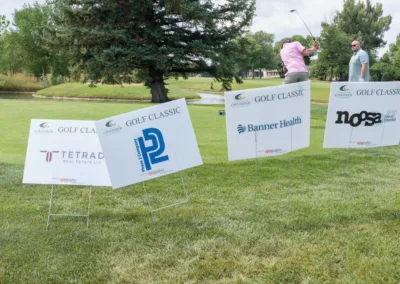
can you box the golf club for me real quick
[290,9,315,40]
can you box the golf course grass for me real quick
[35,82,201,100]
[35,77,332,103]
[1,99,400,283]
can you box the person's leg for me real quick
[298,72,309,82]
[283,73,299,84]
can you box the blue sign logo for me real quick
[134,128,169,172]
[237,124,246,134]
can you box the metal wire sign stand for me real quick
[46,184,93,231]
[252,126,294,205]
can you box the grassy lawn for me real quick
[36,83,201,100]
[168,77,331,103]
[35,77,331,103]
[1,100,400,282]
[167,77,285,91]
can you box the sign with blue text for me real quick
[95,99,203,189]
[324,82,400,148]
[23,120,111,186]
[225,81,311,161]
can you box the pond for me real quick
[0,92,223,105]
[0,92,36,100]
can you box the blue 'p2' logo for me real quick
[137,128,169,172]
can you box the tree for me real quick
[11,3,70,82]
[272,42,285,78]
[50,0,256,102]
[317,24,352,81]
[236,31,276,78]
[0,15,9,35]
[0,32,24,75]
[332,0,391,53]
[370,34,400,81]
[13,3,52,80]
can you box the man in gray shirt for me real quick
[349,40,369,82]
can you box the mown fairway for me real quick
[33,77,332,103]
[1,99,400,283]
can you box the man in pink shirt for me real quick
[280,37,319,84]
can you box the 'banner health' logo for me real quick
[134,128,169,172]
[237,124,246,134]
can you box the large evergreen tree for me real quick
[50,0,255,102]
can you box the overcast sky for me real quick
[1,0,398,56]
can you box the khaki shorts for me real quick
[283,72,309,84]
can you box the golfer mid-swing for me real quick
[280,37,319,84]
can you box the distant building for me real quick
[246,69,280,78]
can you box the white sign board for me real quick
[323,82,400,148]
[23,120,111,186]
[225,81,311,161]
[95,99,203,189]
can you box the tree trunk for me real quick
[149,64,169,103]
[42,66,47,86]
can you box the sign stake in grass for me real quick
[46,185,93,231]
[252,126,293,205]
[142,164,194,220]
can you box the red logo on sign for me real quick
[40,151,60,163]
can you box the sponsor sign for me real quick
[23,120,111,186]
[324,82,400,148]
[225,81,311,161]
[95,99,203,189]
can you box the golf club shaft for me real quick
[294,11,315,40]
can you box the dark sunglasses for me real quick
[351,44,358,47]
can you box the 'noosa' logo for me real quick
[340,85,349,91]
[235,94,245,100]
[40,123,50,128]
[237,124,246,134]
[105,120,116,127]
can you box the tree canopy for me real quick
[333,0,392,52]
[315,0,392,81]
[235,31,276,78]
[0,15,9,35]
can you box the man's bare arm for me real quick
[302,40,319,57]
[360,63,368,80]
